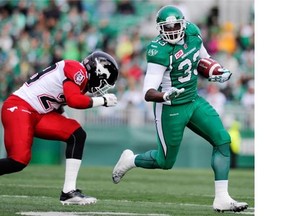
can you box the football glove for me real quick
[103,93,117,107]
[163,87,185,101]
[208,68,232,83]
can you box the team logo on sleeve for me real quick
[175,50,184,59]
[74,70,85,85]
[147,49,158,56]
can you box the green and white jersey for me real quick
[146,22,204,105]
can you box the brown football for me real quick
[197,58,222,78]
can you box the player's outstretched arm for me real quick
[91,93,117,107]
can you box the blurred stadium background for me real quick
[0,0,254,169]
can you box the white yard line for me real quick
[18,212,169,216]
[0,195,50,198]
[18,210,255,216]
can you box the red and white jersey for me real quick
[13,60,89,114]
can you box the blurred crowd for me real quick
[0,0,254,128]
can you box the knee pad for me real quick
[66,127,86,160]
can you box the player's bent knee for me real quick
[73,127,87,142]
[214,143,230,157]
[213,129,231,146]
[12,160,26,172]
[157,159,175,170]
[0,158,27,175]
[66,127,87,159]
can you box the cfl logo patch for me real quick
[175,50,184,59]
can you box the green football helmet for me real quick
[156,5,186,44]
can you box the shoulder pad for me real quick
[63,60,87,86]
[185,22,201,36]
[146,36,173,67]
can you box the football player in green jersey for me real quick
[112,5,248,212]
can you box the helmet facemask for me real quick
[88,75,113,96]
[157,17,186,44]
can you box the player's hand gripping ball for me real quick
[196,58,223,78]
[197,58,232,83]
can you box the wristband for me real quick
[163,93,168,101]
[92,97,105,107]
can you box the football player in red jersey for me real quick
[0,51,119,205]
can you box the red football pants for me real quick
[1,95,81,165]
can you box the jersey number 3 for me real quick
[178,51,199,83]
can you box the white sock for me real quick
[214,180,231,200]
[62,158,81,193]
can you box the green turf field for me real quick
[0,165,254,216]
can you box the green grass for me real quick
[0,165,254,216]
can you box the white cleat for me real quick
[213,197,248,212]
[112,149,136,184]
